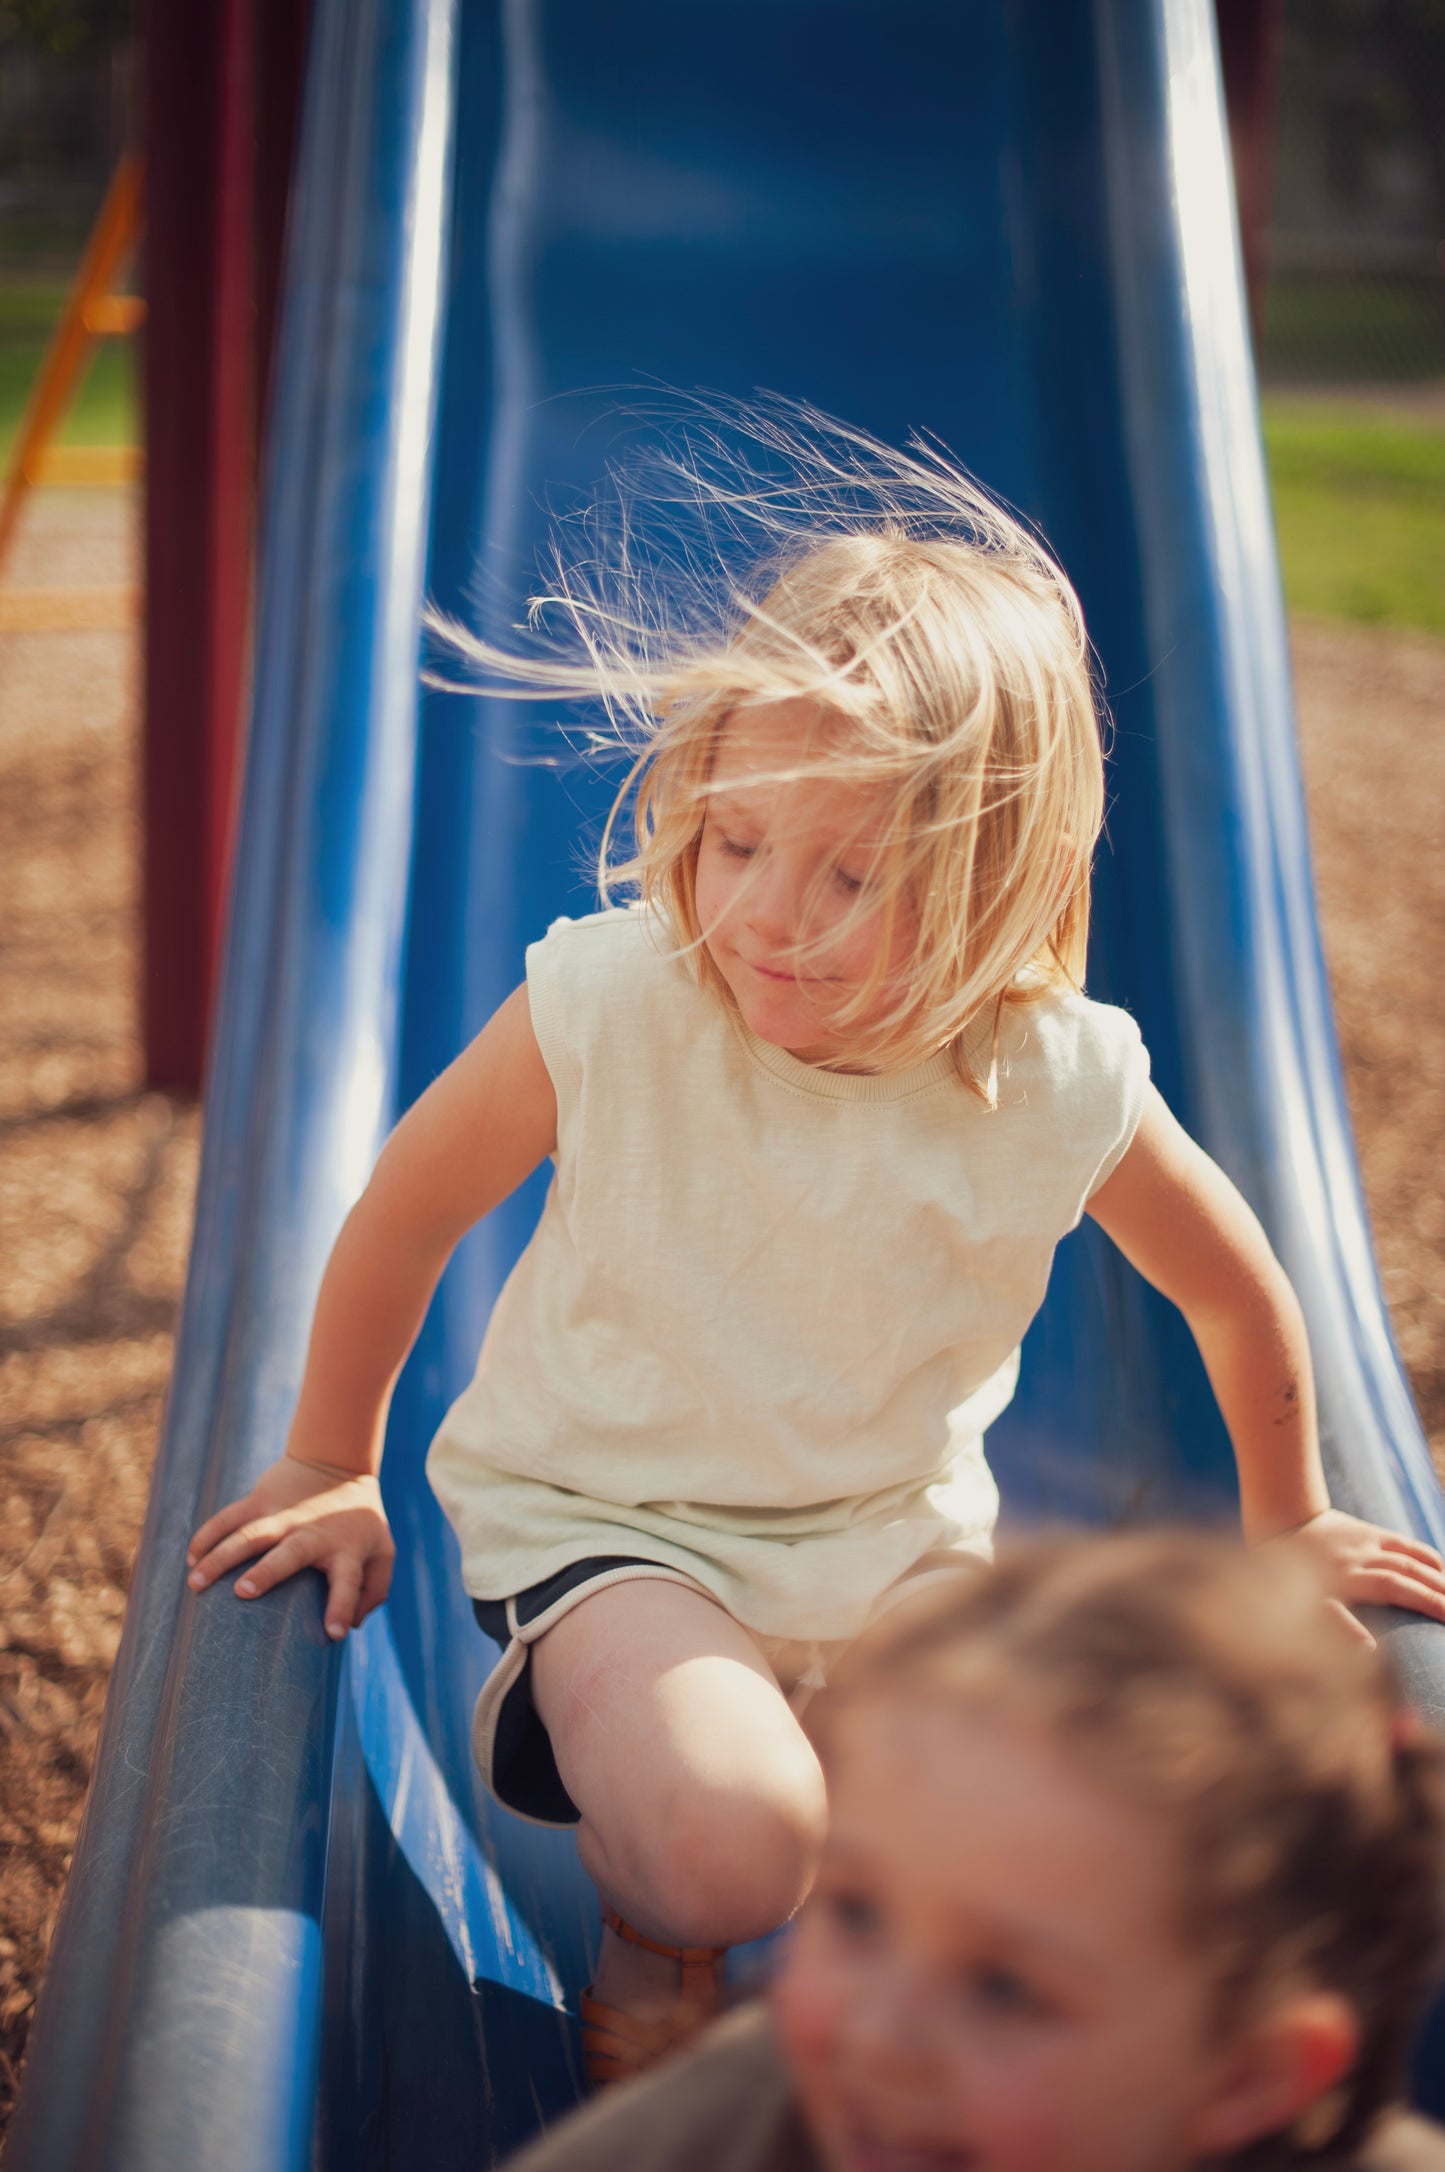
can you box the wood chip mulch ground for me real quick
[0,488,1441,2134]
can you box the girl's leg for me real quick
[529,1578,827,2015]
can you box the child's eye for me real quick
[717,833,756,861]
[963,1962,1047,2019]
[822,1887,881,1942]
[832,867,864,896]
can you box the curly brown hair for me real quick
[815,1532,1445,2163]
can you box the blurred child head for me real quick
[775,1531,1444,2172]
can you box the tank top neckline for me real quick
[732,1019,962,1105]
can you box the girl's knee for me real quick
[614,1743,828,1947]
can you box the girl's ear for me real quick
[1188,1992,1360,2158]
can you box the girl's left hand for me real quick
[1278,1509,1445,1645]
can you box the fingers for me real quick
[325,1560,363,1641]
[1344,1565,1445,1624]
[230,1526,324,1600]
[326,1550,395,1638]
[188,1492,261,1569]
[1379,1529,1445,1571]
[185,1459,391,1640]
[1365,1546,1445,1596]
[355,1551,394,1627]
[1295,1516,1445,1630]
[188,1513,302,1592]
[186,1503,393,1643]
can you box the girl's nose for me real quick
[742,852,803,942]
[836,1966,941,2083]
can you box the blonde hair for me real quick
[815,1533,1445,2162]
[427,396,1106,1088]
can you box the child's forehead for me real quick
[715,696,842,763]
[710,701,891,826]
[823,1696,1188,1967]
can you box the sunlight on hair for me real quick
[425,394,1108,1089]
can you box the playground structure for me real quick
[9,1,1445,2167]
[0,154,144,579]
[0,0,310,1082]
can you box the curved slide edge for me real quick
[1096,0,1445,1624]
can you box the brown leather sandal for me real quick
[580,1908,728,2090]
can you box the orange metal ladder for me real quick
[0,155,145,622]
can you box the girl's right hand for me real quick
[186,1454,395,1640]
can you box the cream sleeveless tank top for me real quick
[427,907,1149,1640]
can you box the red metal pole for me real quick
[141,0,255,1093]
[1214,0,1286,353]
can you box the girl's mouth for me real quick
[743,955,832,987]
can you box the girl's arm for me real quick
[186,984,557,1637]
[1087,1084,1445,1637]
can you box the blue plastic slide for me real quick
[12,1,1445,2164]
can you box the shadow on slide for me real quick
[12,1,1445,2164]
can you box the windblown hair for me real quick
[815,1533,1445,2164]
[427,396,1106,1087]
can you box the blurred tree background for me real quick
[0,0,130,223]
[1266,0,1443,381]
[1260,0,1444,631]
[0,0,133,469]
[0,0,128,55]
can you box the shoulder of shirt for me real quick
[1347,2112,1445,2171]
[1233,2111,1445,2172]
[530,907,708,1025]
[538,902,656,948]
[992,982,1144,1081]
[531,904,693,1006]
[501,2004,809,2172]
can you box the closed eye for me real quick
[821,1886,881,1942]
[963,1962,1052,2020]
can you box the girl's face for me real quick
[693,702,917,1066]
[772,1700,1273,2172]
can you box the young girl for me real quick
[185,401,1445,2082]
[502,1531,1445,2172]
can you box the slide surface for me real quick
[13,2,1445,2165]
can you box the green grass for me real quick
[0,218,94,269]
[1262,400,1445,637]
[0,278,138,467]
[1262,277,1445,384]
